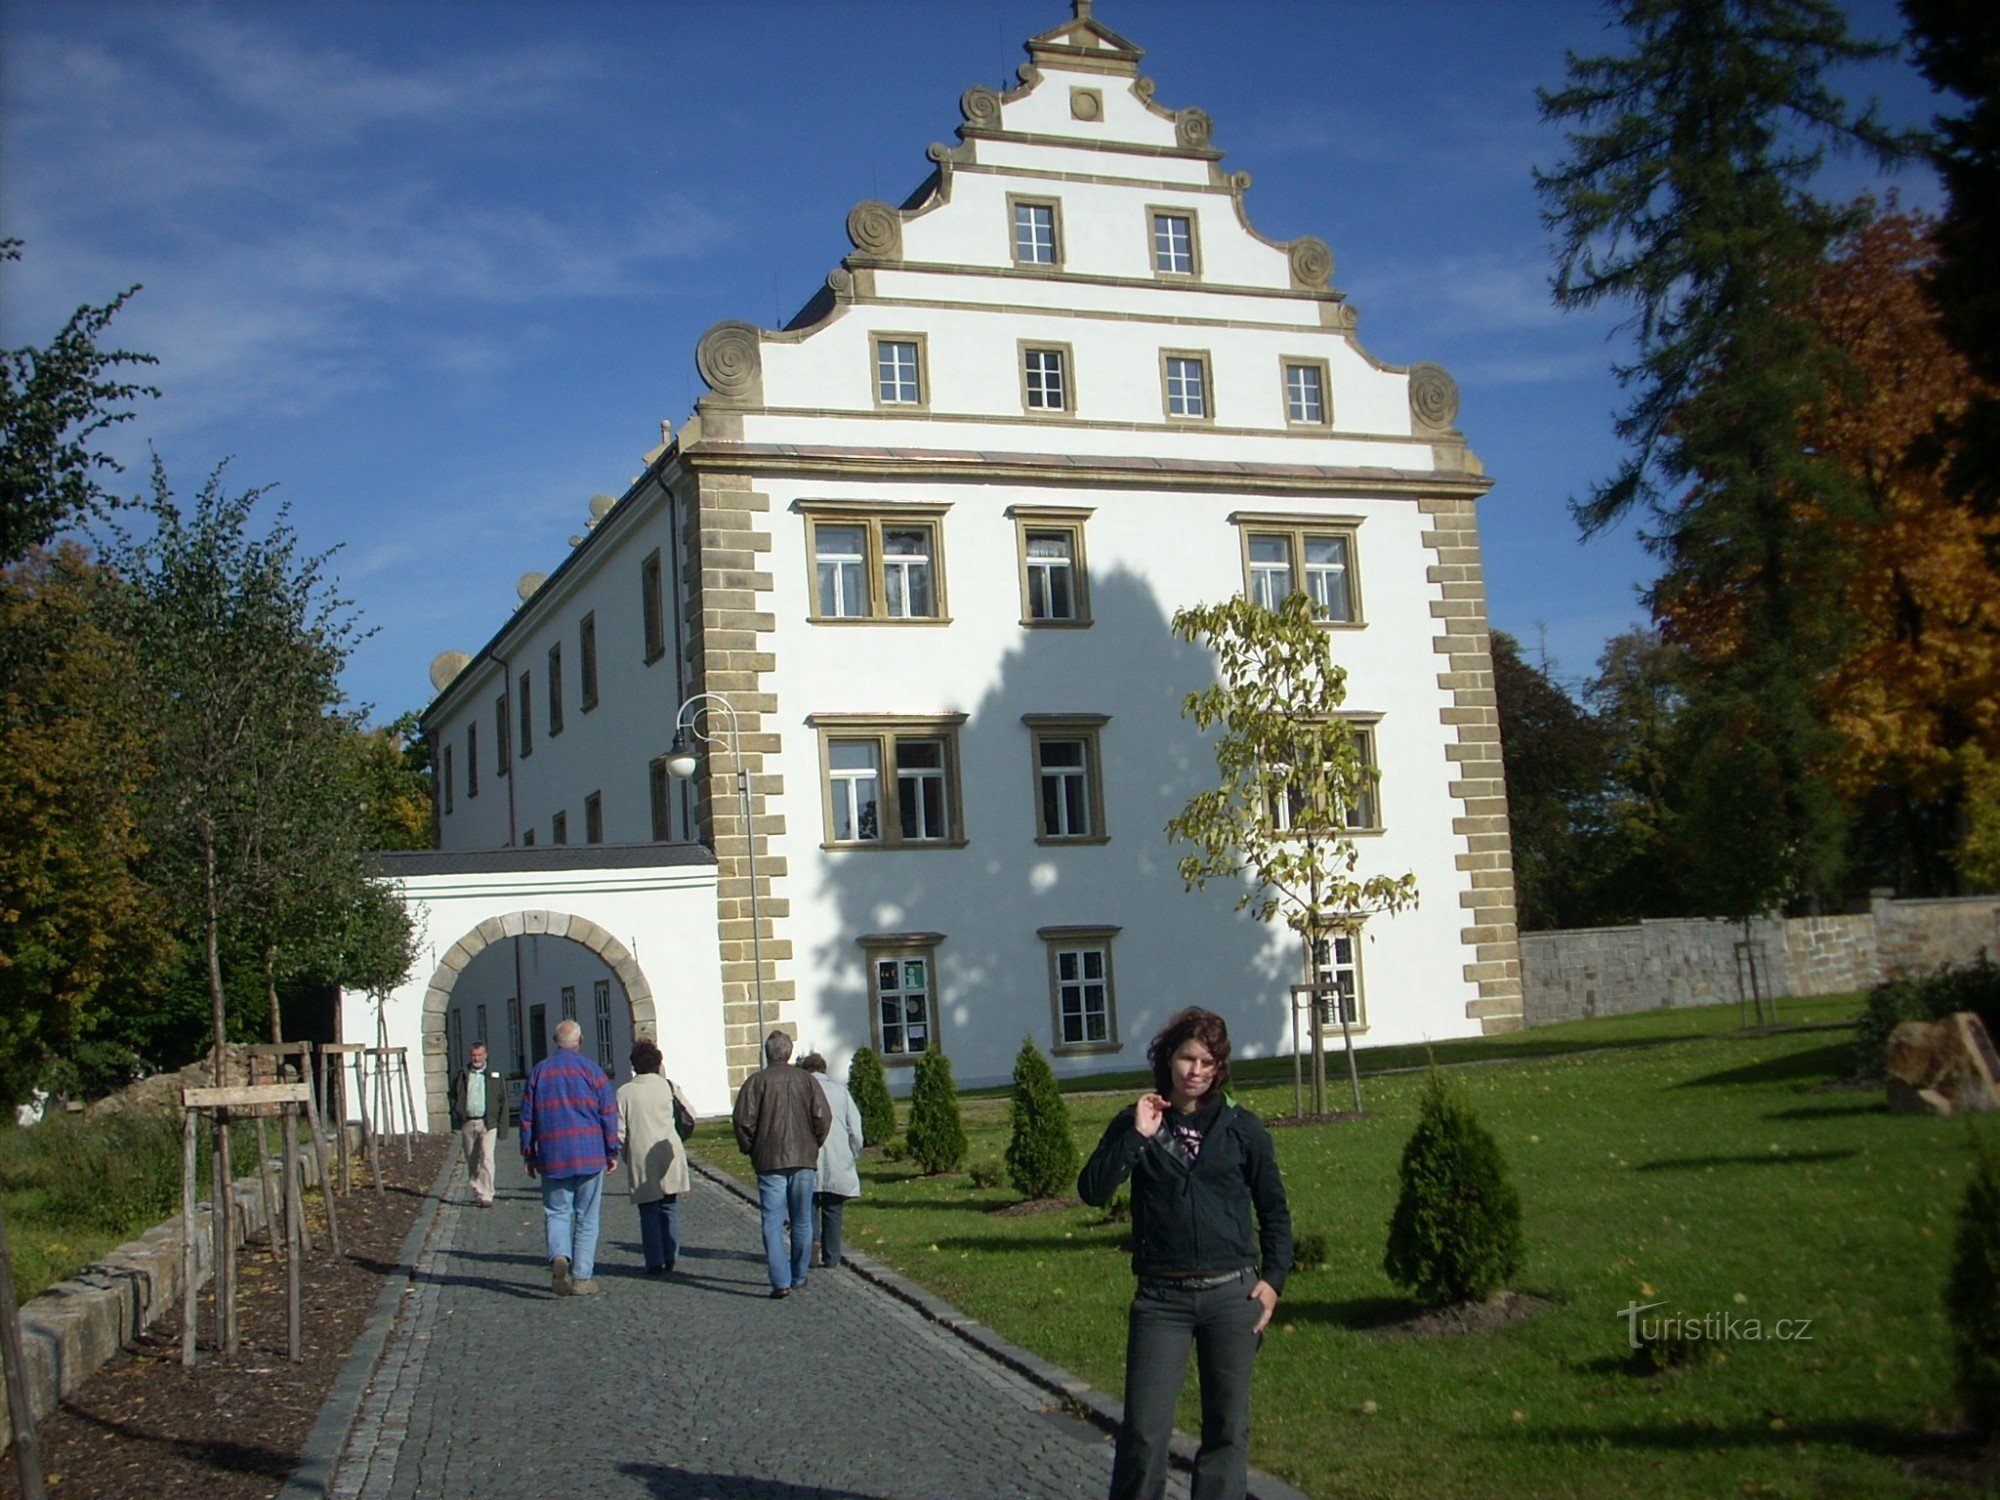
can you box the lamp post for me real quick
[665,692,767,1045]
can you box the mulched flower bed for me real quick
[1,1134,448,1500]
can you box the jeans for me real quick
[814,1191,850,1267]
[1110,1269,1263,1500]
[637,1194,680,1271]
[540,1171,604,1281]
[757,1167,816,1290]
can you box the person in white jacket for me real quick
[615,1039,695,1274]
[799,1053,866,1269]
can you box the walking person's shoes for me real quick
[770,1286,790,1300]
[570,1278,601,1297]
[551,1255,572,1296]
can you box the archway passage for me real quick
[417,910,657,1132]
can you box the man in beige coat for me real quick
[615,1039,695,1274]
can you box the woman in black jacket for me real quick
[1078,1007,1292,1500]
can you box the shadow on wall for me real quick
[809,566,1304,1092]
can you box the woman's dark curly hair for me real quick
[629,1039,663,1076]
[1147,1007,1231,1098]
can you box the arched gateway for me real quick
[345,844,730,1130]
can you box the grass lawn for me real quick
[695,1001,1990,1498]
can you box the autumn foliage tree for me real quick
[1798,206,2000,893]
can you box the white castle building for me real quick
[370,3,1522,1120]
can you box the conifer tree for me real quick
[1384,1071,1524,1304]
[1537,0,1914,915]
[1004,1037,1078,1200]
[848,1046,896,1146]
[904,1049,967,1176]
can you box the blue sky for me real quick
[1,0,1938,720]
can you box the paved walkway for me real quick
[312,1150,1173,1500]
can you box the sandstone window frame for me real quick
[518,669,534,758]
[798,500,952,624]
[871,332,930,410]
[641,548,666,664]
[1148,206,1201,280]
[1160,349,1213,423]
[1311,924,1369,1032]
[1024,713,1111,845]
[1008,504,1093,628]
[1230,511,1365,626]
[810,712,970,849]
[1009,194,1064,269]
[1039,924,1122,1054]
[1018,341,1075,416]
[1281,356,1332,428]
[858,931,944,1063]
[495,693,511,777]
[1266,716,1385,838]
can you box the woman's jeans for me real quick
[637,1193,680,1271]
[814,1191,851,1267]
[1110,1268,1262,1500]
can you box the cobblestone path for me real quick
[324,1150,1142,1499]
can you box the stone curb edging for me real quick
[278,1142,461,1499]
[1,1137,335,1452]
[690,1159,1312,1500]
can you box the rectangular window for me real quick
[579,613,599,712]
[872,334,926,407]
[1313,929,1365,1028]
[1284,359,1330,425]
[1041,925,1121,1051]
[523,827,536,846]
[641,549,665,664]
[466,723,479,798]
[1010,197,1061,266]
[859,934,942,1059]
[475,1003,489,1046]
[552,810,568,845]
[507,998,523,1075]
[449,1008,463,1066]
[1026,715,1110,843]
[1162,352,1210,420]
[547,643,564,737]
[1234,515,1362,623]
[1021,344,1071,413]
[561,985,577,1023]
[812,714,968,848]
[801,503,950,623]
[584,790,603,844]
[1268,721,1383,834]
[443,744,455,814]
[593,980,612,1067]
[1011,505,1092,628]
[518,670,533,757]
[1151,211,1196,276]
[494,695,511,776]
[649,757,673,841]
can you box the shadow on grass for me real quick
[1765,1101,1886,1122]
[1632,1148,1858,1172]
[1674,1043,1856,1089]
[1522,1415,1941,1459]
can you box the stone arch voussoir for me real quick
[418,909,658,1131]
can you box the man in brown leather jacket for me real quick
[732,1031,832,1298]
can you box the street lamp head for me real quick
[664,727,699,781]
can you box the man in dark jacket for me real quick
[449,1041,507,1208]
[732,1030,832,1298]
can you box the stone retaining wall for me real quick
[1,1138,331,1451]
[1523,895,2000,1027]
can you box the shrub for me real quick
[1854,958,2000,1078]
[1293,1231,1330,1273]
[1946,1128,2000,1434]
[904,1050,967,1175]
[1384,1071,1525,1304]
[967,1158,1005,1189]
[879,1136,908,1164]
[1004,1037,1078,1199]
[848,1046,897,1146]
